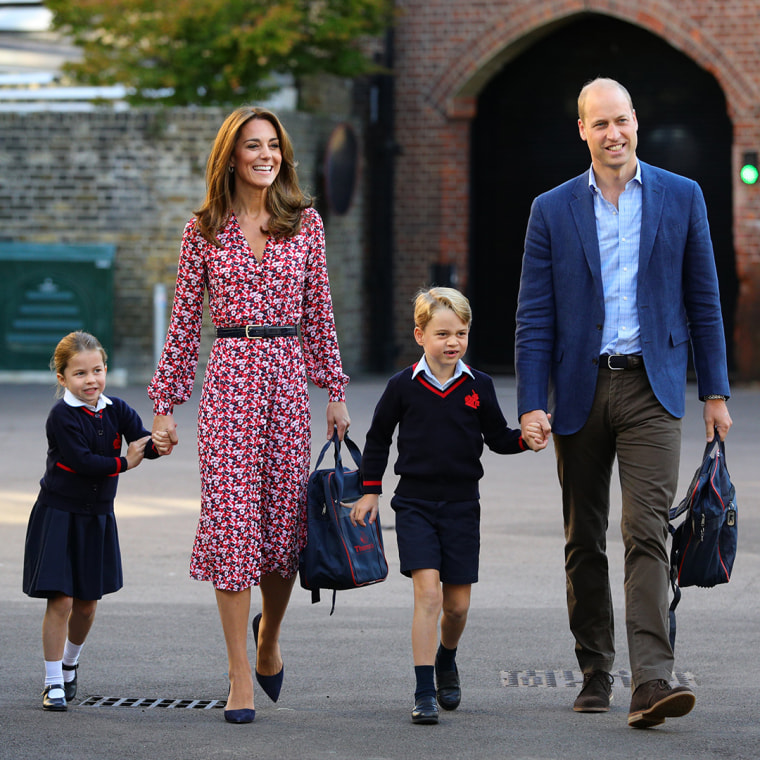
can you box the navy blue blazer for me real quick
[515,160,730,436]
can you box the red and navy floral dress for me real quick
[148,207,348,591]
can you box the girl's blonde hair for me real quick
[50,331,107,397]
[193,106,312,246]
[413,287,472,331]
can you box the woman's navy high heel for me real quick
[224,707,256,724]
[224,684,255,723]
[252,612,284,703]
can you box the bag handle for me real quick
[668,430,725,521]
[312,429,362,503]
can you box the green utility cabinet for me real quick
[0,243,115,371]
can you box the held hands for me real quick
[126,435,151,469]
[348,494,379,527]
[152,413,178,455]
[521,410,552,451]
[704,399,732,442]
[152,430,173,456]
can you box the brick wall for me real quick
[392,0,760,379]
[0,107,365,382]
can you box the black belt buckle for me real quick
[216,325,297,339]
[607,354,628,370]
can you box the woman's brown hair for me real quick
[194,107,312,246]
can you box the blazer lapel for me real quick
[638,161,664,276]
[569,172,603,287]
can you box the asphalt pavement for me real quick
[1,376,759,759]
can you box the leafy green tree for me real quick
[47,0,394,105]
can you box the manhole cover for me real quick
[79,696,225,709]
[500,669,697,688]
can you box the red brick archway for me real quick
[392,0,760,379]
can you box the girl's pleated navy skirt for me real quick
[23,498,123,601]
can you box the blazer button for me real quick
[592,357,599,366]
[596,324,603,330]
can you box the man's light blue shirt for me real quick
[412,355,473,391]
[589,161,643,356]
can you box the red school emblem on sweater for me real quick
[465,391,480,409]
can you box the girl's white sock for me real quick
[62,640,84,682]
[63,640,84,666]
[44,660,63,687]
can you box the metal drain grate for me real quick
[500,669,697,688]
[79,696,225,709]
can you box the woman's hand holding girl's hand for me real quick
[126,435,150,469]
[152,430,172,456]
[152,414,178,454]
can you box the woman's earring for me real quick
[228,165,234,173]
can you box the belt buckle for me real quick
[607,354,626,371]
[245,325,263,339]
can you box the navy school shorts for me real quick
[390,494,480,585]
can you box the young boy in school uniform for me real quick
[350,287,542,724]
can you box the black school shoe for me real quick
[435,664,461,710]
[42,684,67,712]
[63,663,78,701]
[411,695,439,724]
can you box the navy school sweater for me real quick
[360,365,527,501]
[37,397,160,515]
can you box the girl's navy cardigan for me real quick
[360,365,527,501]
[37,397,159,514]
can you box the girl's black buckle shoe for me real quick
[42,684,67,712]
[62,663,78,701]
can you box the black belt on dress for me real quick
[600,354,644,371]
[216,325,298,339]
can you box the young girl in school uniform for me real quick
[23,331,168,711]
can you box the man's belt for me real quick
[216,325,298,339]
[600,354,644,371]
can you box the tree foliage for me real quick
[47,0,395,105]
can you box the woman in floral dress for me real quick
[148,107,350,723]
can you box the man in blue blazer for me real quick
[515,78,732,729]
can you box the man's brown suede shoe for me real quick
[627,679,695,729]
[573,670,614,712]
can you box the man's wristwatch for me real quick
[702,394,727,401]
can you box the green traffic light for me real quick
[741,163,759,185]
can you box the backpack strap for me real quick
[309,430,362,616]
[667,431,725,651]
[668,521,681,650]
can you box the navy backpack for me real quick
[299,431,388,614]
[668,433,737,648]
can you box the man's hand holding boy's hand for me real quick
[521,411,552,451]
